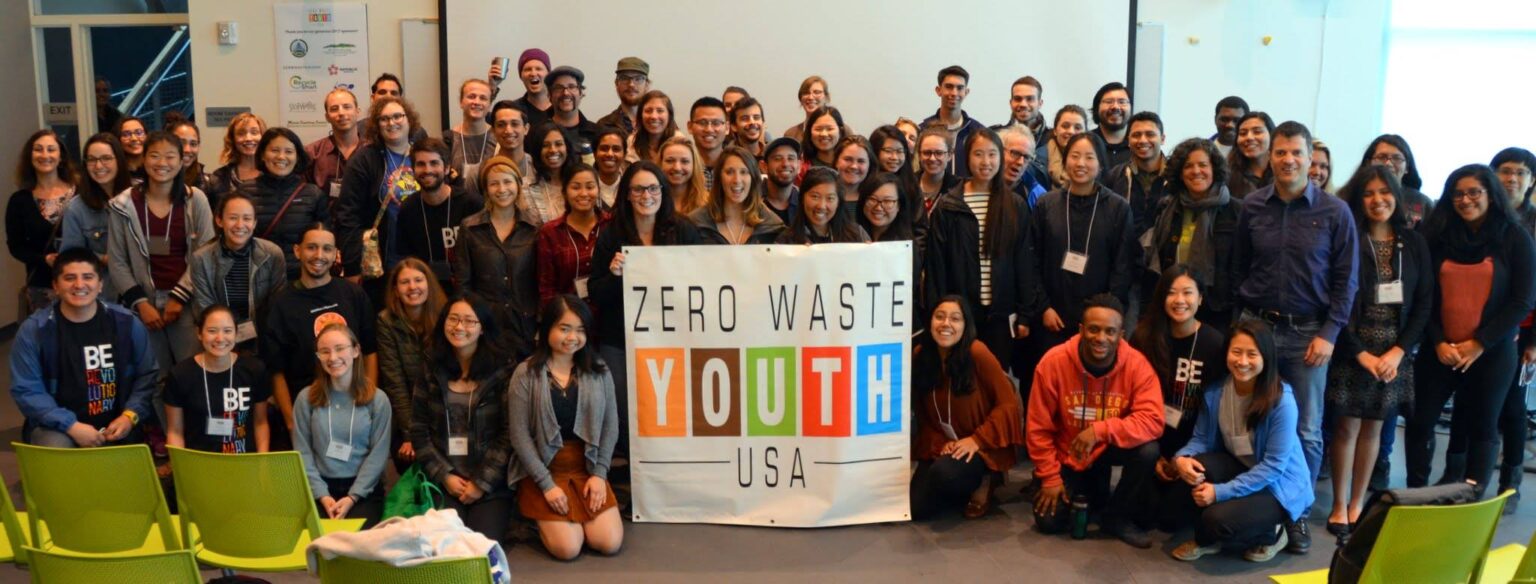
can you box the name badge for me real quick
[1376,281,1404,305]
[329,180,342,198]
[206,417,234,437]
[326,441,353,461]
[448,436,470,456]
[1230,433,1254,457]
[574,276,590,299]
[1061,251,1089,275]
[148,236,172,256]
[236,320,257,343]
[1163,404,1183,428]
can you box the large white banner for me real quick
[274,3,369,144]
[624,243,913,527]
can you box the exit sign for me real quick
[44,103,75,124]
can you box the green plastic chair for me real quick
[317,554,494,583]
[13,443,179,557]
[25,546,201,584]
[1270,490,1513,584]
[168,447,364,572]
[0,467,35,564]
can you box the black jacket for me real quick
[923,187,1038,327]
[1338,228,1434,358]
[1425,219,1536,349]
[452,211,540,361]
[335,145,406,275]
[1142,196,1242,318]
[589,220,702,348]
[1031,186,1142,328]
[1105,160,1170,239]
[410,364,513,495]
[240,173,328,280]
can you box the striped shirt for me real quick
[221,245,252,322]
[964,191,992,306]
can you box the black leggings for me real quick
[1034,442,1159,532]
[1166,451,1288,548]
[319,476,386,528]
[909,455,989,520]
[443,491,515,542]
[1406,339,1519,490]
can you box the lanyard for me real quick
[200,355,237,419]
[1065,191,1101,255]
[381,148,408,203]
[931,386,953,429]
[1366,235,1402,283]
[421,193,452,263]
[454,130,493,167]
[1177,326,1200,409]
[327,395,357,449]
[565,223,596,274]
[140,194,175,248]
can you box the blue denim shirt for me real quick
[61,196,110,256]
[1233,183,1359,343]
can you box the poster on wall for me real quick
[274,3,368,143]
[624,243,913,527]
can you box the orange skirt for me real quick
[517,440,617,522]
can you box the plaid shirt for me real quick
[536,211,610,307]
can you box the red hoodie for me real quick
[1027,334,1164,489]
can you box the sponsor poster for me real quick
[274,3,368,143]
[624,243,913,527]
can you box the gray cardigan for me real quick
[506,360,619,492]
[188,237,287,320]
[106,186,216,308]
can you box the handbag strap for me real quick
[262,182,307,239]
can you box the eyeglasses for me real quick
[617,73,647,84]
[377,112,408,124]
[1498,167,1532,179]
[552,84,583,95]
[85,156,115,166]
[316,346,354,358]
[919,149,949,159]
[692,119,727,128]
[1007,149,1035,163]
[629,184,662,196]
[120,129,146,138]
[445,314,481,329]
[1451,187,1487,201]
[865,197,900,209]
[1371,153,1407,166]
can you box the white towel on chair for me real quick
[306,508,510,582]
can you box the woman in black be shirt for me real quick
[1128,265,1227,529]
[164,304,272,453]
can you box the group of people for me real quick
[8,47,1535,565]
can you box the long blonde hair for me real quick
[657,135,709,215]
[220,113,268,165]
[705,146,768,228]
[307,323,377,408]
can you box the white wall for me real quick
[0,1,42,325]
[1141,0,1390,182]
[445,0,1132,136]
[188,0,439,168]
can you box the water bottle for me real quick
[1070,494,1090,540]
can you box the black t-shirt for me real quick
[56,310,122,428]
[163,357,272,453]
[1158,326,1229,457]
[262,278,377,394]
[395,188,483,284]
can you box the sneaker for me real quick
[1285,520,1311,554]
[1504,492,1520,516]
[1245,529,1289,562]
[1102,517,1154,549]
[1171,540,1221,561]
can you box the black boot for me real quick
[1369,456,1391,492]
[1500,464,1524,515]
[1436,452,1468,486]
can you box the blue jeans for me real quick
[1243,311,1329,488]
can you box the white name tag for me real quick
[574,276,590,299]
[1061,251,1089,275]
[1376,281,1404,305]
[448,436,470,456]
[329,180,341,198]
[148,236,172,256]
[206,417,234,437]
[1231,434,1254,457]
[236,320,257,343]
[1163,404,1183,428]
[326,441,353,461]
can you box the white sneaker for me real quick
[1244,529,1289,562]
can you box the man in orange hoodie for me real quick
[1028,294,1164,548]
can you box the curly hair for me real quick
[363,96,421,146]
[1162,138,1230,195]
